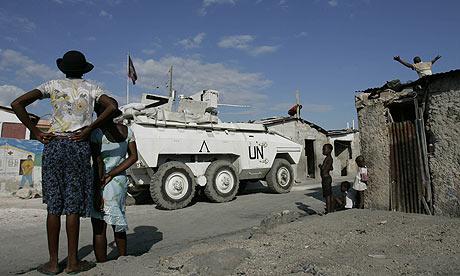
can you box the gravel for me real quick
[76,209,460,275]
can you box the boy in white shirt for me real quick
[334,181,356,210]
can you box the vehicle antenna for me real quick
[169,65,173,99]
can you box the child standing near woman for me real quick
[353,155,368,209]
[90,97,138,262]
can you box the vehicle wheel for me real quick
[150,161,196,210]
[237,181,248,194]
[128,187,153,205]
[204,160,239,202]
[127,177,153,205]
[266,158,294,193]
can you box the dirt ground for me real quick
[87,209,460,276]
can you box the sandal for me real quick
[65,260,96,275]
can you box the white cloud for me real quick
[295,31,308,38]
[218,35,278,56]
[249,46,279,56]
[328,0,338,7]
[279,0,288,9]
[99,10,113,19]
[0,10,36,32]
[86,36,96,41]
[4,37,18,42]
[178,33,206,49]
[0,85,25,106]
[0,49,60,80]
[199,0,237,16]
[218,35,254,50]
[132,56,271,105]
[142,49,156,56]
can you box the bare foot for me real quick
[37,262,60,275]
[65,260,96,274]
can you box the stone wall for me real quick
[328,132,361,177]
[357,101,391,210]
[426,75,460,216]
[267,121,328,182]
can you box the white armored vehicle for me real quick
[121,89,302,210]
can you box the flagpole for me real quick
[126,52,129,104]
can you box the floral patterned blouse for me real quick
[37,79,106,133]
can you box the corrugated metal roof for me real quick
[253,116,328,135]
[356,69,460,95]
[327,129,359,136]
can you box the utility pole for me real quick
[296,90,300,119]
[126,52,130,104]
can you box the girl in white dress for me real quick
[91,97,138,262]
[353,155,368,209]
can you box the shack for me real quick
[255,117,360,183]
[355,70,460,216]
[255,117,328,182]
[327,129,360,177]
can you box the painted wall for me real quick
[0,138,43,195]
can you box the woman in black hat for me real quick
[11,50,117,274]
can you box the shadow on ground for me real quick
[304,183,343,201]
[65,226,162,265]
[108,225,163,258]
[294,202,321,216]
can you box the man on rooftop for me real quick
[393,54,441,78]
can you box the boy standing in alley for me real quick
[319,143,333,213]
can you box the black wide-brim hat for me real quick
[56,50,94,74]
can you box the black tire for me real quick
[266,158,294,194]
[204,160,239,203]
[128,188,153,205]
[237,181,249,194]
[150,161,196,210]
[127,176,153,205]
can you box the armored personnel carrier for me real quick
[121,89,302,210]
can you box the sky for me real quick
[0,0,459,129]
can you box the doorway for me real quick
[334,140,352,176]
[304,139,316,178]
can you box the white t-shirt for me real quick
[412,62,432,78]
[344,189,356,209]
[353,167,368,191]
[37,79,106,133]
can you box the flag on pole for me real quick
[128,56,137,85]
